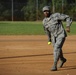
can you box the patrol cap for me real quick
[42,6,50,12]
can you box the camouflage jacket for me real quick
[43,13,72,42]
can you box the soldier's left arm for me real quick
[58,13,72,32]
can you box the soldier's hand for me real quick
[48,41,51,45]
[66,26,70,33]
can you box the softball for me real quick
[48,42,51,45]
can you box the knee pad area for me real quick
[54,46,61,52]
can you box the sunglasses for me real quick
[43,10,50,12]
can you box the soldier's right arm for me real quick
[43,26,51,42]
[43,19,51,42]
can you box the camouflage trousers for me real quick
[51,36,66,64]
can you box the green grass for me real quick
[0,21,45,35]
[70,22,76,35]
[0,21,76,35]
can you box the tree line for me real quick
[0,0,76,21]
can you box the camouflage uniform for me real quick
[43,13,72,70]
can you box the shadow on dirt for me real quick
[0,51,76,60]
[59,65,76,71]
[0,53,53,59]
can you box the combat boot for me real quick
[51,62,57,71]
[51,65,57,71]
[59,58,67,68]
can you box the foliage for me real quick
[0,0,76,21]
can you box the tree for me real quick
[21,0,36,21]
[0,0,76,21]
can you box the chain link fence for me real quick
[0,0,76,21]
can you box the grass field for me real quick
[0,21,76,35]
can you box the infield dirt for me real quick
[0,35,76,75]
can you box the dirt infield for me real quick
[0,35,76,75]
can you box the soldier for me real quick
[42,6,72,71]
